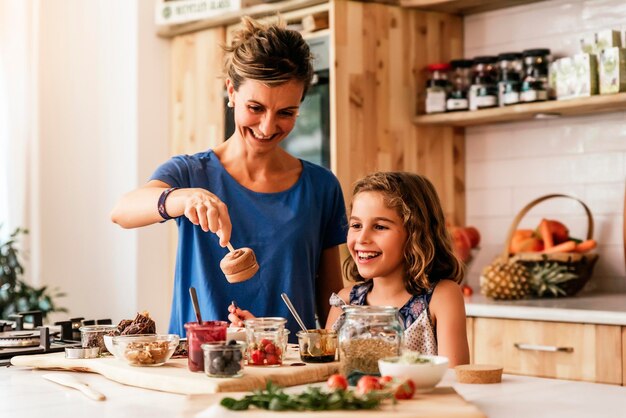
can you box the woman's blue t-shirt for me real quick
[150,150,348,339]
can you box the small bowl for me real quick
[103,335,115,355]
[111,334,179,366]
[296,330,337,363]
[79,325,118,355]
[378,353,449,393]
[226,327,246,342]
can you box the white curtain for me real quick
[0,0,37,244]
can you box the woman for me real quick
[110,17,347,339]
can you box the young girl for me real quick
[325,172,469,367]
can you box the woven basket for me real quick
[500,194,599,297]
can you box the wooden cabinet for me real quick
[471,317,623,385]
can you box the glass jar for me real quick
[424,63,450,114]
[496,52,523,106]
[520,48,551,103]
[202,341,246,378]
[79,325,118,355]
[244,317,289,367]
[338,306,402,378]
[296,329,338,363]
[184,321,228,372]
[446,59,473,111]
[469,56,498,110]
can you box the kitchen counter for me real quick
[3,365,625,418]
[465,292,626,325]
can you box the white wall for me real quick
[37,0,171,327]
[464,0,626,292]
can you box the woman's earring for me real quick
[227,101,234,108]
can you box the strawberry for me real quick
[394,379,416,400]
[327,374,348,391]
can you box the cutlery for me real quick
[42,373,105,401]
[280,293,309,334]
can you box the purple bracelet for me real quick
[158,187,180,221]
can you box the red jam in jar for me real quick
[184,321,227,372]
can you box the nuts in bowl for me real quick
[111,334,179,366]
[378,352,448,393]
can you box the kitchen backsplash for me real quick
[463,0,626,292]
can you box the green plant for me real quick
[0,226,66,320]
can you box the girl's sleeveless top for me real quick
[329,280,438,355]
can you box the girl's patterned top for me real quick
[329,280,438,355]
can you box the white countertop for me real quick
[465,292,626,326]
[3,365,625,418]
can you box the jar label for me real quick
[446,98,469,110]
[520,90,547,102]
[425,90,447,113]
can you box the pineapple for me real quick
[480,259,531,300]
[529,261,578,297]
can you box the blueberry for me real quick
[212,356,225,372]
[222,350,233,361]
[209,350,220,361]
[232,350,242,362]
[228,339,238,346]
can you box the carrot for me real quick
[539,219,554,249]
[575,239,597,253]
[543,240,576,254]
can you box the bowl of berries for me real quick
[202,340,246,378]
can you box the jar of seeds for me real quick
[338,306,402,379]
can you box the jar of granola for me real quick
[338,306,402,379]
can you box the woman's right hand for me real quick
[183,188,232,247]
[228,302,255,327]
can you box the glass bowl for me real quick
[79,325,118,355]
[111,334,179,366]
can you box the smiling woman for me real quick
[110,16,347,342]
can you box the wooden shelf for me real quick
[399,0,546,15]
[413,93,626,127]
[157,0,328,38]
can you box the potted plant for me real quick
[0,226,66,320]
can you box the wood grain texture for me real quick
[623,327,626,386]
[414,92,626,127]
[399,0,546,15]
[171,27,226,156]
[332,1,464,224]
[473,318,622,385]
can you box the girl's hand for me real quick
[183,188,232,246]
[228,302,255,327]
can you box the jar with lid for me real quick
[469,56,498,110]
[496,52,523,106]
[424,63,450,114]
[338,306,402,378]
[446,59,473,111]
[520,48,551,103]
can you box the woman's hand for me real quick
[183,188,232,246]
[228,302,255,327]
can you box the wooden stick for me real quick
[226,242,235,253]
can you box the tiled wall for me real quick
[463,0,626,292]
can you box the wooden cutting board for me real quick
[192,387,486,417]
[11,346,338,395]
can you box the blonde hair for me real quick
[343,172,464,294]
[224,16,314,99]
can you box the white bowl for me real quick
[378,354,449,393]
[226,327,246,342]
[103,335,115,356]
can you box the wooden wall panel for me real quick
[331,1,465,224]
[171,27,226,156]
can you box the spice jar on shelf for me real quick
[496,52,523,106]
[520,48,551,103]
[424,63,451,114]
[469,56,498,110]
[338,306,402,378]
[446,59,473,112]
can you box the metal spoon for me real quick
[280,293,309,334]
[189,287,203,324]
